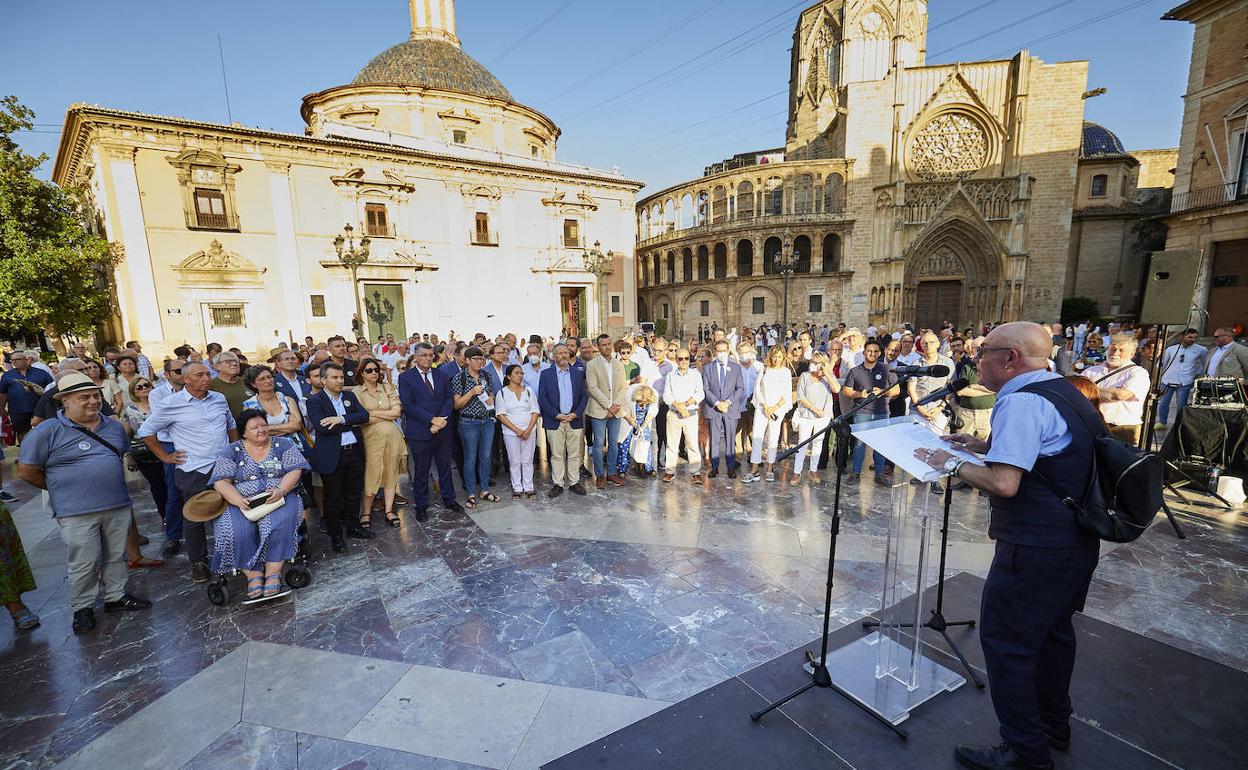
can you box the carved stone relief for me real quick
[909,113,989,181]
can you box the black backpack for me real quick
[1031,388,1164,543]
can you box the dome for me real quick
[1081,121,1129,159]
[352,38,513,102]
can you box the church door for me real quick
[916,280,961,331]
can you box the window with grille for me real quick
[809,294,823,312]
[453,129,467,144]
[662,302,669,318]
[194,189,228,229]
[474,212,492,244]
[752,296,765,314]
[1090,174,1108,197]
[365,203,390,237]
[310,295,326,317]
[210,305,244,327]
[610,294,621,314]
[563,219,580,247]
[700,300,709,317]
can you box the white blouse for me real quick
[754,367,793,414]
[495,386,540,437]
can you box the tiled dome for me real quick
[353,38,512,101]
[1081,121,1129,160]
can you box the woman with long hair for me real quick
[354,357,406,526]
[742,346,793,483]
[791,351,840,485]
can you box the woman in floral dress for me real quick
[1,502,38,630]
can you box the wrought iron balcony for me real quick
[1169,182,1243,216]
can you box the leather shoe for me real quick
[954,743,1053,769]
[346,524,373,540]
[570,483,587,495]
[414,507,429,522]
[548,485,564,498]
[330,535,347,553]
[662,473,675,483]
[607,474,624,486]
[104,593,152,612]
[162,539,183,558]
[595,477,605,489]
[708,468,719,478]
[190,561,211,583]
[72,607,95,635]
[728,468,737,479]
[1045,723,1070,751]
[445,501,465,514]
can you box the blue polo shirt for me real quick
[0,367,54,414]
[19,411,131,517]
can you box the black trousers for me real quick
[136,460,168,521]
[980,540,1099,765]
[320,445,364,537]
[173,468,213,563]
[655,401,670,469]
[490,419,510,476]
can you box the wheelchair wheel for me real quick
[207,581,230,606]
[285,565,311,589]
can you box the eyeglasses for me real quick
[361,367,379,374]
[676,356,690,361]
[169,368,182,374]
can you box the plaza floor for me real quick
[1,453,1245,769]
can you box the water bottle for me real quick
[1207,464,1223,493]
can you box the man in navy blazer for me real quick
[538,343,589,497]
[701,339,746,478]
[398,343,463,521]
[305,362,372,552]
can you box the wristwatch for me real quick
[943,458,965,477]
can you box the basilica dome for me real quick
[1080,121,1129,160]
[353,38,513,102]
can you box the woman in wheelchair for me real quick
[208,409,311,601]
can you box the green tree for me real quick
[0,95,119,338]
[1061,296,1099,324]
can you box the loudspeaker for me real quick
[1139,250,1202,325]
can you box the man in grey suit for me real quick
[702,339,745,479]
[1205,327,1248,382]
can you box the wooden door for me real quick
[916,280,962,331]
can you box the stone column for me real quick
[266,161,312,336]
[104,145,164,344]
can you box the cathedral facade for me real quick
[53,0,643,359]
[636,0,1092,334]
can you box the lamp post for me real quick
[773,241,797,335]
[333,224,371,336]
[583,240,611,335]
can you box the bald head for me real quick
[987,322,1052,363]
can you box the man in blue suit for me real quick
[538,343,589,497]
[701,338,745,479]
[271,349,312,417]
[305,362,372,552]
[398,343,463,521]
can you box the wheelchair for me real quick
[206,522,313,606]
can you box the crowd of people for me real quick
[0,318,1245,640]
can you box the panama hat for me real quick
[267,347,287,363]
[183,490,227,523]
[52,372,103,400]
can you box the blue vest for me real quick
[988,378,1101,550]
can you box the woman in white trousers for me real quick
[495,365,541,498]
[742,346,793,483]
[790,352,840,484]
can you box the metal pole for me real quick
[351,265,363,336]
[782,269,790,333]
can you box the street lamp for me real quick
[773,241,797,335]
[583,240,611,335]
[333,224,371,335]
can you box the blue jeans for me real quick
[1156,383,1192,425]
[589,416,620,477]
[851,413,888,477]
[458,418,495,494]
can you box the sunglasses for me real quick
[135,383,153,390]
[169,368,183,374]
[361,367,379,374]
[676,356,690,361]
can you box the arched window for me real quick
[713,243,727,279]
[663,199,675,232]
[697,245,709,280]
[763,236,783,274]
[737,239,754,277]
[823,173,845,213]
[682,248,693,281]
[696,191,710,226]
[822,233,842,272]
[666,251,675,283]
[679,193,695,229]
[794,235,812,273]
[764,176,784,216]
[1090,174,1108,197]
[651,253,661,284]
[795,175,814,214]
[712,186,727,224]
[737,181,755,219]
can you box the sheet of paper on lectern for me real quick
[850,415,986,482]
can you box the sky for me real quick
[3,0,1194,195]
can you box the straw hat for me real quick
[52,372,103,400]
[183,490,226,523]
[267,347,287,363]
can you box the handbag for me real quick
[241,491,285,522]
[128,437,158,463]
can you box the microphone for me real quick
[893,364,951,378]
[914,377,969,407]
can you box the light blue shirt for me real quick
[984,369,1070,472]
[135,389,236,473]
[19,412,131,517]
[327,391,357,446]
[555,365,574,414]
[522,361,550,396]
[739,360,762,407]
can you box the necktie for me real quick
[719,364,726,393]
[423,371,434,393]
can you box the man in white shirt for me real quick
[895,334,920,367]
[1156,328,1206,427]
[1082,334,1151,445]
[842,329,866,369]
[734,340,764,459]
[1073,321,1088,356]
[662,348,704,483]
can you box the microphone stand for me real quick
[751,378,912,738]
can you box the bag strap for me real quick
[1021,384,1102,509]
[69,423,124,457]
[1093,365,1134,385]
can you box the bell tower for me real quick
[409,0,460,46]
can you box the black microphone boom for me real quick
[893,364,951,378]
[914,377,969,407]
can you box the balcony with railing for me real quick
[470,230,500,247]
[1169,182,1244,216]
[637,209,851,248]
[562,235,586,249]
[364,222,396,238]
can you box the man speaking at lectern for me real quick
[917,322,1102,770]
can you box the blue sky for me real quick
[4,0,1192,195]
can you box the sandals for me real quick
[262,574,285,598]
[245,575,264,600]
[512,491,523,500]
[359,512,372,528]
[525,491,536,499]
[464,497,478,510]
[480,492,500,503]
[384,509,401,528]
[128,556,165,570]
[10,608,40,631]
[789,475,802,486]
